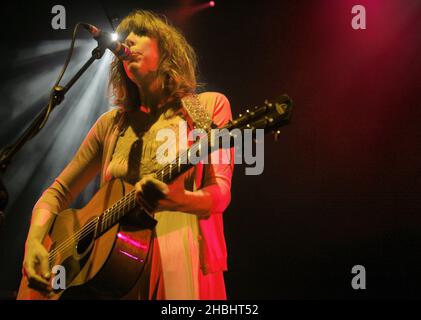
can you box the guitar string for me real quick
[48,190,140,261]
[48,192,147,263]
[101,191,131,237]
[50,184,151,262]
[48,191,149,262]
[48,191,137,262]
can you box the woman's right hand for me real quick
[22,239,51,292]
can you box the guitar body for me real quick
[17,179,155,300]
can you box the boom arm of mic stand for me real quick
[0,45,106,227]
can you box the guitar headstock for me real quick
[225,94,294,140]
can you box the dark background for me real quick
[0,0,420,299]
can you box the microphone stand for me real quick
[0,45,106,229]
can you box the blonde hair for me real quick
[109,10,198,111]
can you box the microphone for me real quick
[82,23,131,60]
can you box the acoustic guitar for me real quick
[17,94,294,299]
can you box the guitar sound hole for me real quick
[76,228,95,255]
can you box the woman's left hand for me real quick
[135,174,187,212]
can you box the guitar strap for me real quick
[181,94,216,132]
[180,94,216,192]
[181,94,222,275]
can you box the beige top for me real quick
[33,91,233,274]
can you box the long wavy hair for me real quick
[109,10,198,111]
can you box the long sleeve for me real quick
[199,92,234,214]
[32,110,114,215]
[196,92,233,274]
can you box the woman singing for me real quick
[20,10,233,300]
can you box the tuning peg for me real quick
[274,130,281,142]
[238,113,243,118]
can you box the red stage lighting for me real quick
[209,1,215,8]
